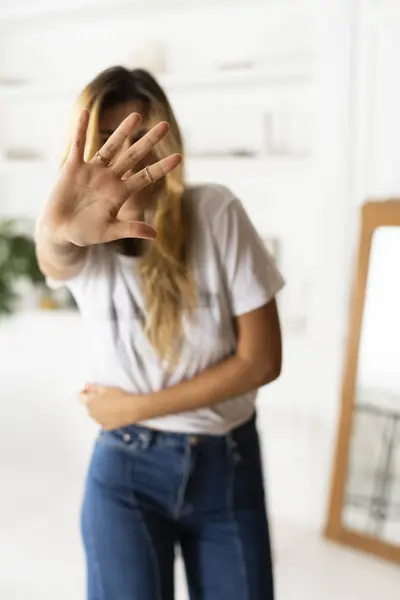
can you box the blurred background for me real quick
[0,0,399,598]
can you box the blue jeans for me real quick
[81,414,274,600]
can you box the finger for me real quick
[90,112,142,167]
[121,167,134,180]
[103,220,157,243]
[79,392,89,405]
[111,121,169,178]
[125,153,182,194]
[68,108,90,165]
[83,383,98,392]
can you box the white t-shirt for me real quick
[50,184,285,435]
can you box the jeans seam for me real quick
[227,454,250,600]
[84,487,105,600]
[174,442,192,519]
[130,487,163,600]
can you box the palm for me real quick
[47,162,132,246]
[41,109,181,247]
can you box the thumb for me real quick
[104,220,157,243]
[82,383,101,393]
[79,392,89,405]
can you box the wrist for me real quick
[36,220,78,253]
[123,392,149,424]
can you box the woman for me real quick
[36,67,285,600]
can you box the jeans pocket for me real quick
[227,426,266,507]
[229,425,262,465]
[89,432,132,491]
[97,426,155,454]
[97,428,129,451]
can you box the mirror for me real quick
[325,202,400,565]
[343,226,400,544]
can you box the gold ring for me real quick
[144,166,154,184]
[95,151,111,167]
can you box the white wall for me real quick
[0,0,380,528]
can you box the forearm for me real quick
[132,353,279,423]
[35,219,86,279]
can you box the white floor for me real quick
[1,490,399,600]
[1,433,399,600]
[1,313,399,598]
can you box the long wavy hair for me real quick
[63,67,197,367]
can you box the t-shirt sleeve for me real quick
[45,245,100,297]
[214,194,285,317]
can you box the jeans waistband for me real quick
[117,412,257,449]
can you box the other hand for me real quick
[79,383,138,430]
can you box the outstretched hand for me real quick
[41,109,181,247]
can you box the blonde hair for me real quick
[63,67,197,367]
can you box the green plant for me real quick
[0,218,45,315]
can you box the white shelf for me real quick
[186,155,313,172]
[0,0,135,20]
[0,83,78,100]
[162,64,314,90]
[0,0,302,23]
[371,0,400,14]
[0,159,57,174]
[0,64,314,101]
[0,155,313,176]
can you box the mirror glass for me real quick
[342,226,400,546]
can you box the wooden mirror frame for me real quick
[325,200,400,565]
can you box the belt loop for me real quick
[138,429,153,450]
[148,429,156,448]
[226,432,240,464]
[188,435,200,446]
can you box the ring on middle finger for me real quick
[144,166,155,184]
[95,151,112,167]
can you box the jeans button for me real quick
[189,435,200,446]
[123,433,132,443]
